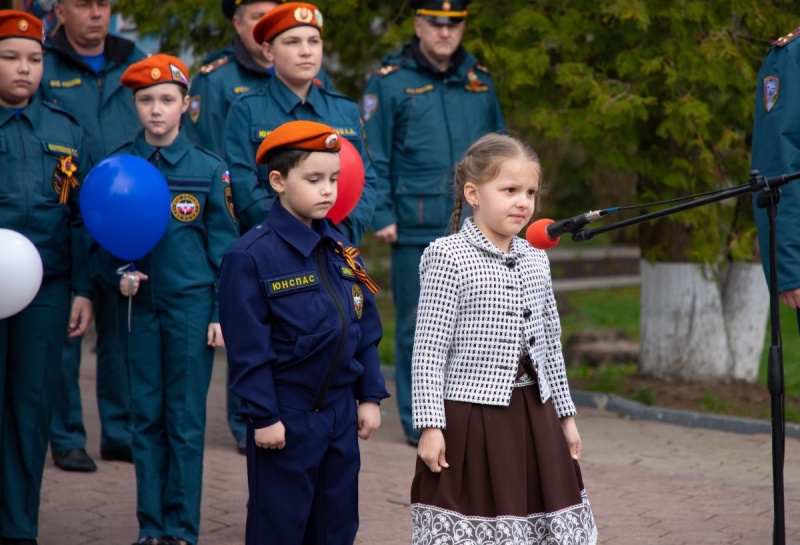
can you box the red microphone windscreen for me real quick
[526,218,559,249]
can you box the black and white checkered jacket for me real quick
[412,219,576,429]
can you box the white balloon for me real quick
[0,229,44,320]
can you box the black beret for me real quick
[222,0,282,20]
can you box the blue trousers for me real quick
[127,293,214,544]
[245,397,360,545]
[390,245,425,439]
[0,277,70,539]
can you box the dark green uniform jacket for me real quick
[0,96,91,295]
[94,131,239,321]
[751,27,800,292]
[224,76,376,243]
[184,36,334,157]
[362,39,506,245]
[40,27,147,163]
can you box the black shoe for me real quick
[161,537,191,545]
[406,432,421,448]
[132,537,159,545]
[52,449,97,472]
[101,445,133,463]
[2,539,38,545]
[236,437,247,455]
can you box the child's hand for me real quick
[120,271,149,297]
[357,402,381,440]
[418,428,449,473]
[560,416,582,460]
[255,421,285,450]
[207,323,224,347]
[67,295,93,338]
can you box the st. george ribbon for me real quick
[526,209,611,249]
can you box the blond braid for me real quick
[449,192,464,234]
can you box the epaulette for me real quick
[773,26,800,47]
[375,64,401,77]
[199,56,231,75]
[474,64,491,74]
[41,100,80,126]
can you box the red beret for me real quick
[121,54,189,92]
[0,10,44,44]
[252,2,323,44]
[256,120,340,165]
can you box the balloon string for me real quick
[116,263,135,332]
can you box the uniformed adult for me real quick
[0,10,93,543]
[183,0,334,158]
[223,1,377,244]
[40,0,147,471]
[185,0,335,455]
[361,0,505,446]
[752,26,800,320]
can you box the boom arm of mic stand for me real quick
[571,170,800,243]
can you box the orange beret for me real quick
[252,2,323,44]
[120,54,190,92]
[256,120,340,164]
[0,10,44,44]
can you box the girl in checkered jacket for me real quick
[410,133,597,544]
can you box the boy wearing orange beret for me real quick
[218,120,388,545]
[94,53,239,545]
[0,9,94,545]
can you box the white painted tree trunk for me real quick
[639,261,769,382]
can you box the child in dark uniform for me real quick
[218,120,389,545]
[410,133,598,544]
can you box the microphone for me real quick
[526,210,607,249]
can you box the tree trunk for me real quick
[639,261,769,382]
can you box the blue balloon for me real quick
[80,154,171,262]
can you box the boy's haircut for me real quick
[449,133,542,234]
[265,148,313,178]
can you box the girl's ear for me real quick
[463,181,479,206]
[269,170,285,194]
[262,41,274,64]
[180,93,190,114]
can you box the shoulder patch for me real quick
[199,56,231,75]
[773,27,800,47]
[474,63,491,74]
[375,64,401,77]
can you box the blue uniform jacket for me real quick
[223,76,376,243]
[40,27,147,164]
[183,36,334,157]
[91,131,239,321]
[751,30,800,293]
[218,201,388,428]
[0,96,91,296]
[362,42,506,245]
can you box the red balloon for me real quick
[327,137,364,224]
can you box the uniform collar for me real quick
[129,129,192,166]
[268,75,324,116]
[0,94,42,127]
[48,26,136,72]
[232,35,272,77]
[460,217,524,258]
[268,200,340,257]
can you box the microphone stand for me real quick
[571,169,800,545]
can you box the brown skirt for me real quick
[410,378,597,544]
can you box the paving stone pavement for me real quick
[37,333,800,545]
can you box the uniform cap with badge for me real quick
[120,54,190,92]
[252,1,323,44]
[255,120,340,164]
[221,0,284,20]
[409,0,469,24]
[0,9,44,44]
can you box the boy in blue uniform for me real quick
[96,54,239,545]
[0,10,93,544]
[361,0,505,446]
[219,120,389,545]
[223,2,376,244]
